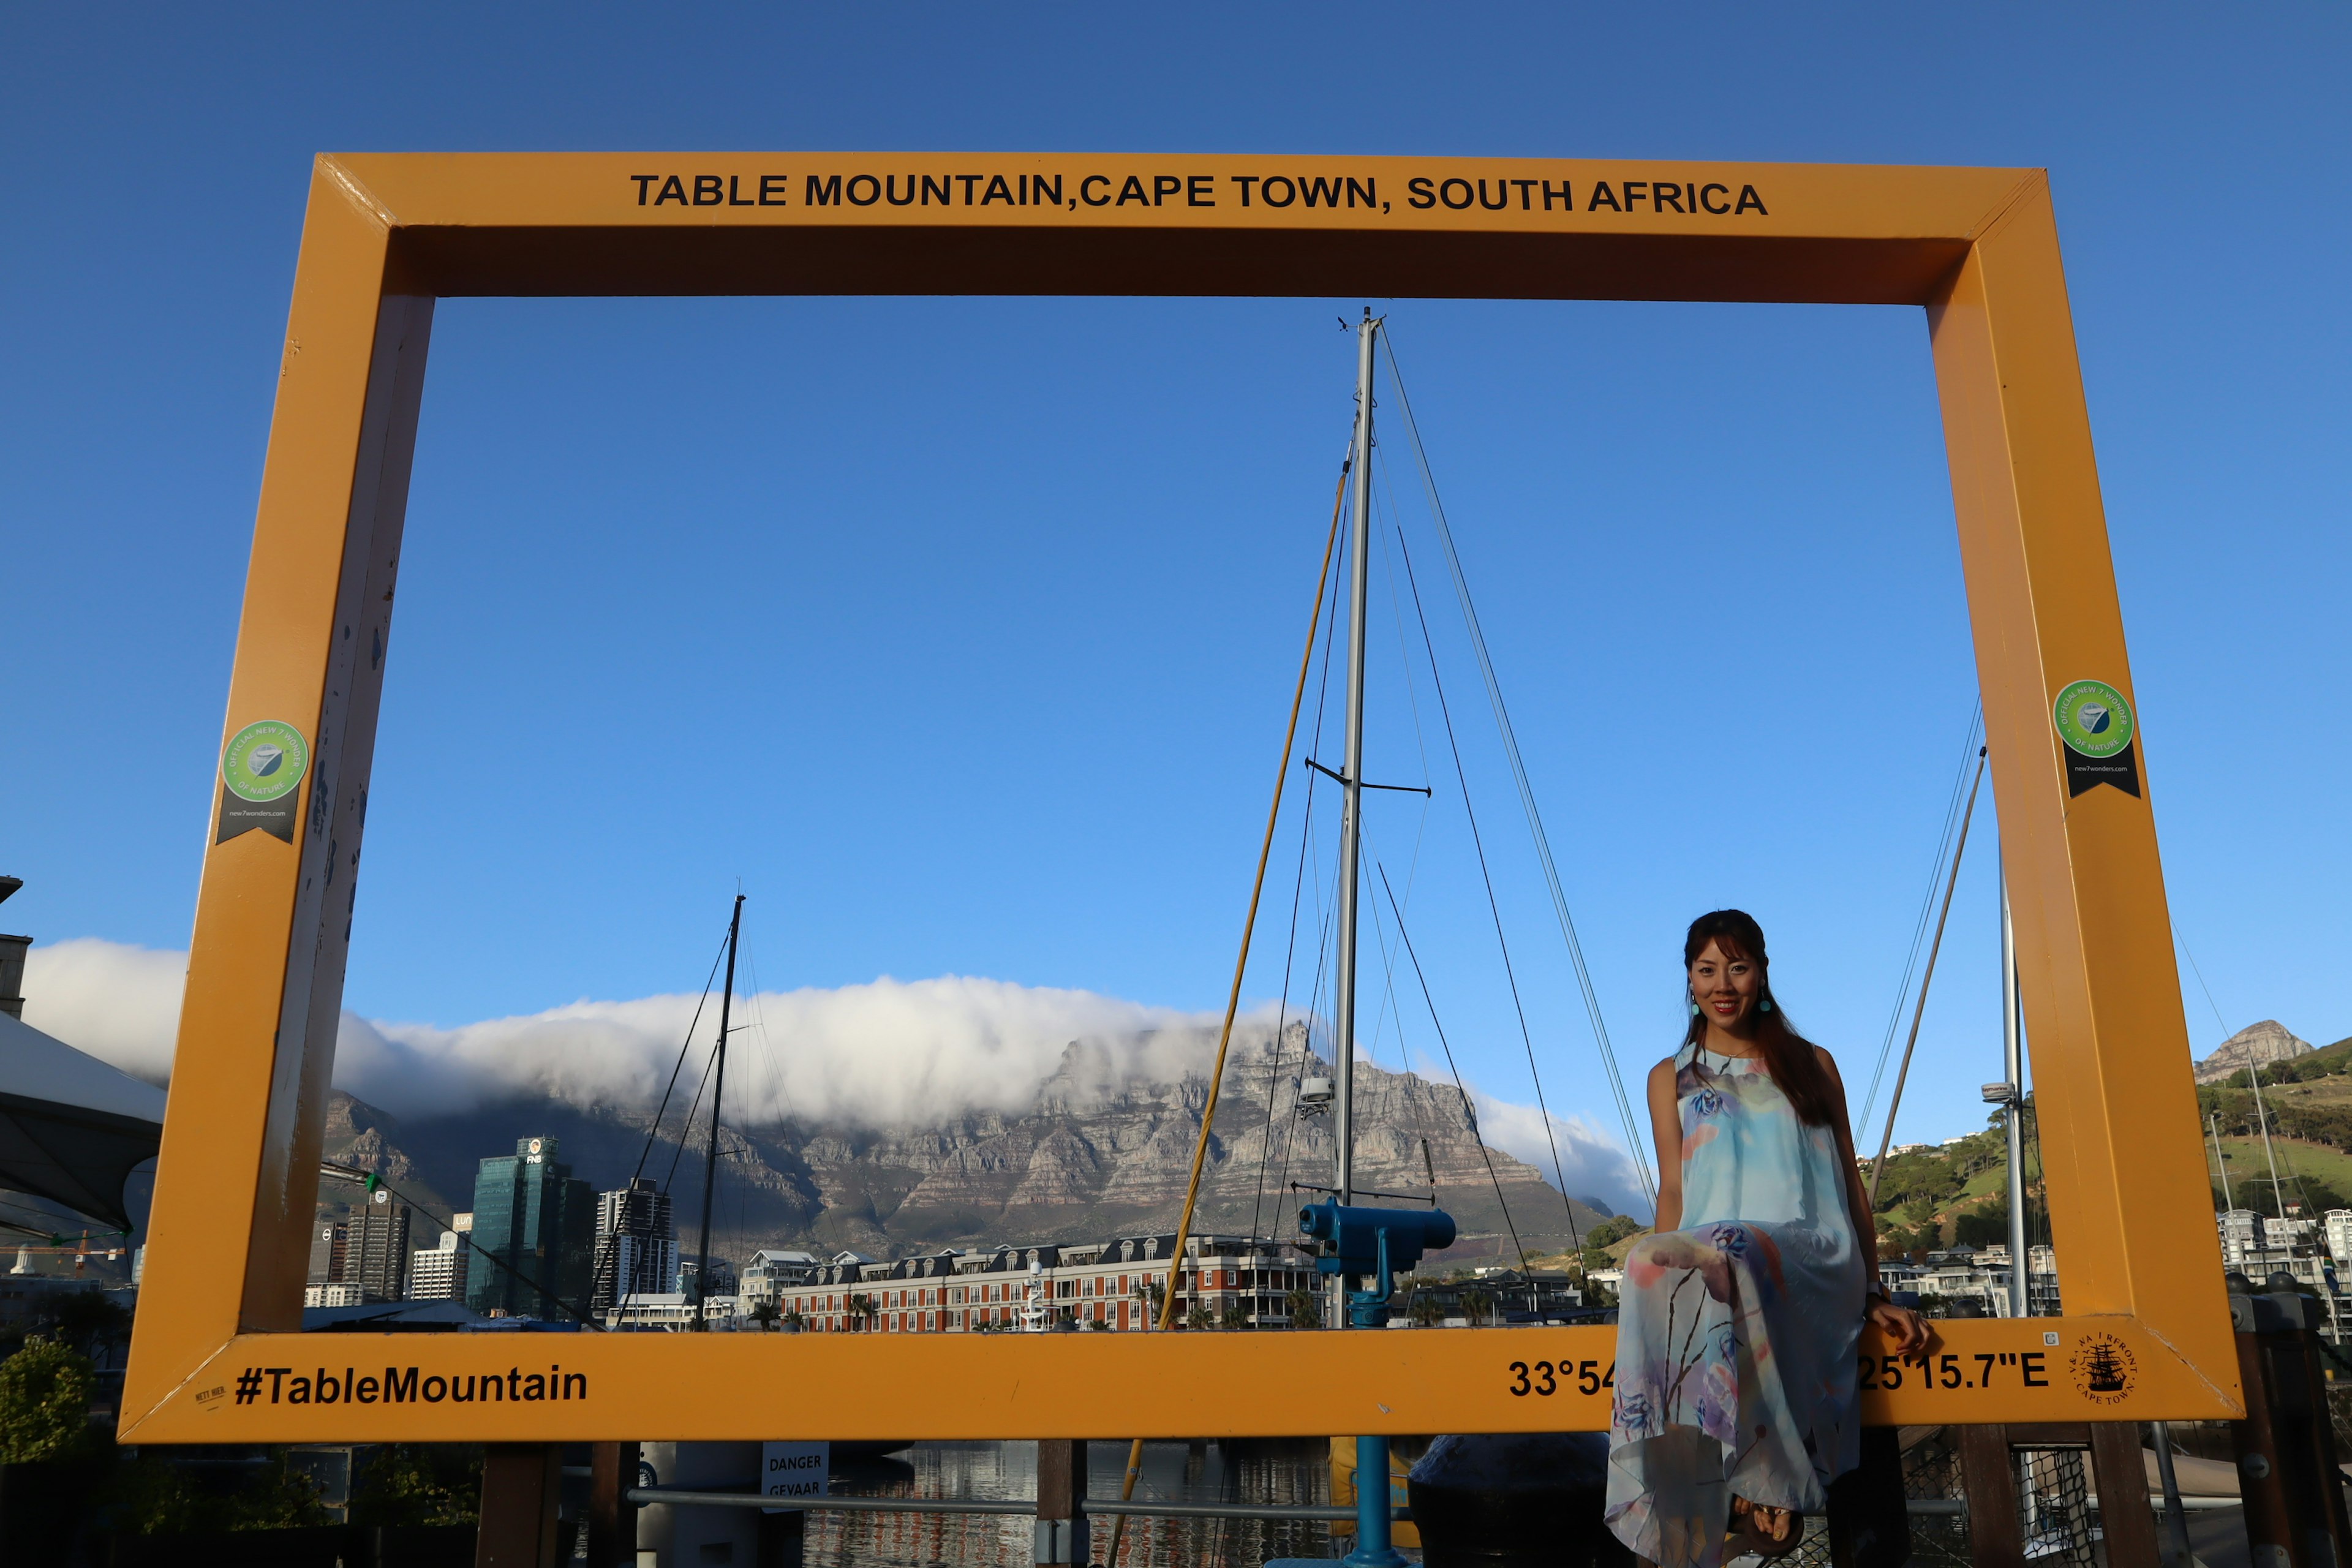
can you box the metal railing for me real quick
[625,1487,2242,1522]
[627,1486,1396,1522]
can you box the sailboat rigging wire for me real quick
[1357,474,1444,1071]
[1855,702,1983,1133]
[1257,450,1359,1242]
[581,921,733,1323]
[1389,508,1586,1257]
[1353,830,1453,1191]
[1379,335,1651,1207]
[1250,473,1349,1245]
[2173,925,2234,1040]
[1108,456,1349,1558]
[1376,862,1530,1273]
[1868,750,1987,1206]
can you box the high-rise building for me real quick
[467,1137,594,1321]
[348,1200,412,1303]
[409,1224,471,1302]
[592,1178,678,1314]
[307,1221,347,1286]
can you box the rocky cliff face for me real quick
[319,1025,1610,1265]
[2194,1020,2312,1084]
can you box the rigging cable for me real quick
[1106,452,1350,1561]
[1868,748,1987,1205]
[1379,334,1651,1207]
[1376,862,1530,1273]
[579,921,733,1323]
[1389,507,1586,1257]
[1248,464,1349,1244]
[1855,703,1984,1134]
[1262,459,1359,1242]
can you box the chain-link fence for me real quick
[1859,1428,2098,1568]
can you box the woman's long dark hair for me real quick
[1681,909,1837,1126]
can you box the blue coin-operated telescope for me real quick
[1281,1199,1457,1568]
[1298,1199,1457,1328]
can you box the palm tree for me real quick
[1219,1301,1251,1332]
[1133,1278,1166,1330]
[1286,1286,1321,1330]
[781,1309,806,1334]
[1184,1302,1215,1331]
[1459,1287,1493,1327]
[1406,1292,1445,1328]
[747,1300,780,1333]
[848,1293,877,1332]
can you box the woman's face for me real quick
[1688,938,1762,1031]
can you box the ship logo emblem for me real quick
[2069,1332,2137,1404]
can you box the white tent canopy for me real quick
[0,1008,166,1234]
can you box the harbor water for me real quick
[810,1439,1342,1568]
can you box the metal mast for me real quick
[2000,874,2029,1317]
[1333,311,1377,1209]
[2249,1057,2286,1220]
[690,893,744,1332]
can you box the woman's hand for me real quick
[1866,1297,1932,1357]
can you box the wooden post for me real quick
[2231,1291,2352,1568]
[1956,1425,2024,1568]
[758,1507,807,1568]
[2087,1423,2158,1568]
[478,1444,565,1568]
[586,1441,639,1568]
[1036,1439,1088,1568]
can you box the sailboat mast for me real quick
[1333,311,1378,1208]
[691,893,744,1332]
[2000,872,2029,1316]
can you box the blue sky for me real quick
[2,4,2345,1185]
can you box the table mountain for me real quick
[319,1024,1611,1266]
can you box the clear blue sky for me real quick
[3,4,2345,1167]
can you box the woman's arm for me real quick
[1820,1047,1930,1355]
[1648,1058,1684,1235]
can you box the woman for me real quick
[1604,910,1929,1567]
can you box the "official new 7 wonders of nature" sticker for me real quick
[215,719,311,845]
[2052,679,2142,799]
[2053,679,2135,758]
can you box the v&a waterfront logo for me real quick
[2067,1332,2136,1406]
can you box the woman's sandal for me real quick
[1727,1496,1803,1559]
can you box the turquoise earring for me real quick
[1688,993,1700,1017]
[1759,995,1774,1014]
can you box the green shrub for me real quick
[0,1335,99,1463]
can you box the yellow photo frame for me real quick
[121,152,2236,1442]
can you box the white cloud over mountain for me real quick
[21,937,1650,1213]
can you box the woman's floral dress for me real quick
[1603,1042,1864,1567]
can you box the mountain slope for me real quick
[320,1027,1610,1264]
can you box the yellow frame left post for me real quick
[135,166,432,1408]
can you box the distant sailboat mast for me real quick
[1333,309,1378,1210]
[690,892,744,1332]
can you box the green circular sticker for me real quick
[2053,679,2134,758]
[221,720,310,803]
